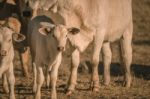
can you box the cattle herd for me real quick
[0,0,133,99]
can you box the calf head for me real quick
[22,0,46,17]
[21,0,58,18]
[18,0,33,18]
[39,22,80,52]
[0,18,25,57]
[28,0,58,12]
[6,0,16,5]
[40,0,57,12]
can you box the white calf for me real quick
[0,17,25,99]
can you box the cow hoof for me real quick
[92,87,99,92]
[3,87,9,94]
[90,84,100,92]
[103,82,109,86]
[123,81,131,88]
[66,90,73,96]
[125,83,131,88]
[90,82,100,92]
[23,72,29,78]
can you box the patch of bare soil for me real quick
[0,0,150,99]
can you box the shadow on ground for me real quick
[79,61,150,80]
[133,39,150,46]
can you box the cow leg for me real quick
[120,24,133,88]
[33,62,37,93]
[102,42,112,86]
[20,47,29,77]
[3,73,9,93]
[35,65,44,99]
[91,31,105,92]
[67,49,80,95]
[0,62,10,78]
[46,69,50,88]
[50,54,62,99]
[6,62,15,99]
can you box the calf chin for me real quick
[0,50,7,56]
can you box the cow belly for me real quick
[105,16,132,42]
[106,32,123,42]
[105,26,127,42]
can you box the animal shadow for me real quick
[79,61,150,80]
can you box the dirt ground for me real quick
[0,0,150,99]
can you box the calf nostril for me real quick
[23,11,32,17]
[1,50,7,56]
[57,47,64,51]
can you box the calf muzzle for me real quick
[0,50,7,56]
[57,47,64,51]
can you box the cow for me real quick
[37,0,133,95]
[0,17,25,99]
[28,15,80,99]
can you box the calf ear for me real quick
[38,27,52,36]
[13,33,26,42]
[39,22,55,36]
[68,27,80,35]
[51,3,58,13]
[7,0,16,5]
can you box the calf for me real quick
[28,15,79,99]
[0,17,25,99]
[0,0,31,77]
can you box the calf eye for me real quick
[52,34,55,38]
